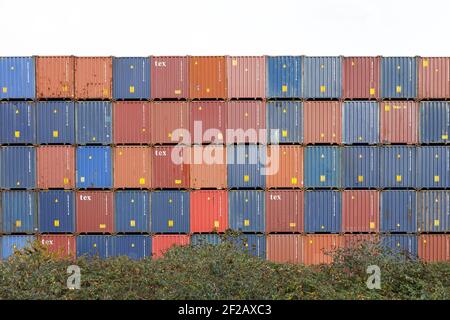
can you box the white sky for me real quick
[0,0,448,56]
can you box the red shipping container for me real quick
[419,234,450,263]
[76,191,114,233]
[152,146,190,188]
[74,57,112,99]
[226,101,266,144]
[189,56,227,99]
[151,56,189,99]
[266,145,304,188]
[36,56,75,99]
[380,101,418,144]
[303,234,343,265]
[152,234,190,259]
[113,102,151,144]
[190,101,226,144]
[342,234,380,249]
[190,146,227,189]
[418,57,450,99]
[113,146,152,189]
[342,190,380,233]
[227,56,265,99]
[304,101,342,144]
[190,190,228,233]
[266,235,303,264]
[38,235,76,259]
[37,146,75,189]
[342,57,380,99]
[151,102,190,144]
[266,190,304,233]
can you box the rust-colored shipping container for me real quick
[266,145,304,188]
[189,56,227,99]
[150,102,190,144]
[419,234,450,263]
[113,146,151,189]
[152,234,190,259]
[418,57,450,99]
[342,190,380,233]
[342,234,380,248]
[380,101,418,144]
[76,191,114,233]
[152,146,190,188]
[342,57,380,99]
[189,146,227,189]
[36,56,75,99]
[227,56,265,99]
[38,235,76,259]
[265,190,304,233]
[36,146,75,189]
[151,56,189,99]
[304,101,342,144]
[190,190,228,233]
[303,234,343,265]
[113,102,151,144]
[74,57,112,99]
[190,101,226,144]
[226,101,266,144]
[266,235,303,264]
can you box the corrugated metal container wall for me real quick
[342,101,379,144]
[38,190,75,233]
[114,191,150,233]
[381,57,417,99]
[76,191,114,233]
[36,146,75,189]
[38,235,76,259]
[151,191,189,233]
[266,56,302,98]
[304,191,342,233]
[419,101,449,144]
[381,234,418,258]
[190,101,226,144]
[36,56,75,99]
[74,57,112,99]
[303,234,342,265]
[266,101,303,144]
[113,146,152,189]
[342,57,380,99]
[304,101,342,144]
[150,102,189,144]
[151,56,189,99]
[342,190,379,233]
[152,234,190,259]
[266,235,303,264]
[417,146,450,189]
[0,102,35,144]
[1,191,37,234]
[380,146,417,188]
[76,235,112,259]
[36,101,75,144]
[417,191,449,233]
[111,235,151,260]
[380,101,418,144]
[152,146,190,189]
[189,56,227,99]
[227,56,265,99]
[1,235,35,260]
[418,57,450,99]
[304,146,341,188]
[76,101,112,145]
[0,146,36,189]
[380,191,417,233]
[233,234,266,259]
[113,102,151,144]
[0,57,35,99]
[113,57,150,100]
[303,57,342,99]
[226,101,266,144]
[189,146,227,189]
[191,234,222,246]
[265,190,303,233]
[227,145,266,189]
[342,234,380,248]
[228,190,265,233]
[190,190,228,233]
[266,145,304,188]
[342,147,380,188]
[419,235,450,263]
[76,146,112,189]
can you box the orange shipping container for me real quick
[190,101,226,144]
[75,57,112,99]
[152,146,190,189]
[303,234,343,265]
[419,234,450,263]
[227,56,265,99]
[190,56,227,99]
[36,146,75,189]
[113,146,152,189]
[226,101,266,144]
[189,146,227,189]
[266,145,304,188]
[342,190,380,233]
[266,235,303,264]
[342,234,380,249]
[113,102,151,144]
[190,190,228,233]
[304,101,342,144]
[152,234,190,259]
[418,57,450,99]
[38,235,76,259]
[380,101,418,144]
[151,56,189,99]
[265,190,304,233]
[36,56,75,99]
[151,102,190,144]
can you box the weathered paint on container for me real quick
[0,57,35,99]
[76,146,112,189]
[380,191,417,233]
[152,234,190,259]
[226,101,266,144]
[189,56,227,99]
[303,234,342,265]
[342,234,380,248]
[76,235,112,259]
[227,56,265,99]
[113,57,150,100]
[76,191,114,233]
[419,101,450,144]
[189,146,227,189]
[36,101,75,144]
[342,101,379,144]
[304,101,342,144]
[266,145,304,188]
[342,147,380,188]
[114,191,150,233]
[266,56,302,98]
[111,235,151,260]
[1,235,35,260]
[75,101,112,145]
[228,190,265,232]
[266,101,303,144]
[417,146,450,189]
[381,57,417,99]
[113,102,151,144]
[74,57,112,99]
[227,145,266,189]
[38,235,76,259]
[0,102,35,144]
[113,146,152,189]
[36,56,75,99]
[303,57,342,99]
[190,190,228,233]
[38,190,75,233]
[342,190,379,232]
[152,146,190,189]
[304,146,341,188]
[0,146,36,189]
[190,101,226,144]
[151,191,189,233]
[36,146,75,189]
[266,235,303,264]
[417,191,449,233]
[232,234,266,259]
[150,102,189,144]
[265,190,303,233]
[380,146,416,188]
[380,101,418,144]
[342,57,380,99]
[191,234,222,246]
[0,191,37,233]
[418,57,450,99]
[304,191,342,233]
[151,56,189,99]
[419,234,450,263]
[381,234,418,258]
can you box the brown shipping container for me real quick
[190,56,227,99]
[342,190,380,233]
[342,234,380,248]
[151,56,189,99]
[152,146,190,188]
[37,146,75,189]
[266,235,303,264]
[418,57,450,99]
[113,146,152,189]
[266,146,304,188]
[227,56,265,99]
[113,102,151,144]
[266,190,304,233]
[190,101,226,144]
[304,101,342,144]
[152,234,190,259]
[226,101,266,144]
[151,102,190,144]
[36,56,75,99]
[304,234,343,265]
[76,191,114,233]
[419,234,450,263]
[38,235,76,259]
[343,57,380,99]
[75,57,112,99]
[190,146,227,189]
[380,101,418,144]
[190,190,228,233]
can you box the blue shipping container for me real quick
[303,56,342,99]
[381,57,417,99]
[380,191,417,233]
[76,101,112,145]
[417,191,449,233]
[76,235,112,259]
[266,101,303,144]
[191,234,222,246]
[151,191,189,233]
[115,191,150,233]
[342,147,380,188]
[0,57,35,99]
[342,101,379,144]
[111,235,151,260]
[304,191,342,233]
[266,56,302,98]
[1,191,37,233]
[0,102,36,144]
[232,234,266,259]
[113,57,151,100]
[419,101,450,144]
[76,146,113,189]
[0,146,36,189]
[304,146,341,188]
[38,190,75,233]
[381,234,418,258]
[228,190,265,233]
[380,146,417,188]
[1,235,35,260]
[227,145,266,189]
[36,101,75,144]
[417,146,450,189]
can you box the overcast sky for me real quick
[0,0,448,56]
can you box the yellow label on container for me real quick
[434,176,440,183]
[174,89,181,95]
[244,219,250,226]
[282,85,288,92]
[397,223,401,228]
[232,59,238,66]
[320,133,325,138]
[130,220,136,227]
[291,177,298,185]
[139,178,145,185]
[62,85,68,92]
[93,243,97,248]
[53,130,59,138]
[442,134,448,140]
[16,220,21,228]
[80,177,85,183]
[2,87,7,93]
[206,88,210,93]
[14,131,20,138]
[99,224,106,229]
[370,88,375,95]
[131,243,135,248]
[214,220,220,228]
[393,105,401,110]
[357,175,364,183]
[168,220,174,227]
[129,86,135,93]
[423,60,429,67]
[175,179,181,184]
[396,86,402,93]
[103,88,109,96]
[244,175,249,182]
[309,240,313,244]
[321,225,325,229]
[63,178,69,185]
[396,175,402,182]
[320,175,326,182]
[282,130,288,137]
[434,219,440,227]
[385,105,391,112]
[358,136,363,141]
[168,132,172,138]
[289,222,296,228]
[320,85,326,93]
[370,222,375,229]
[54,220,60,227]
